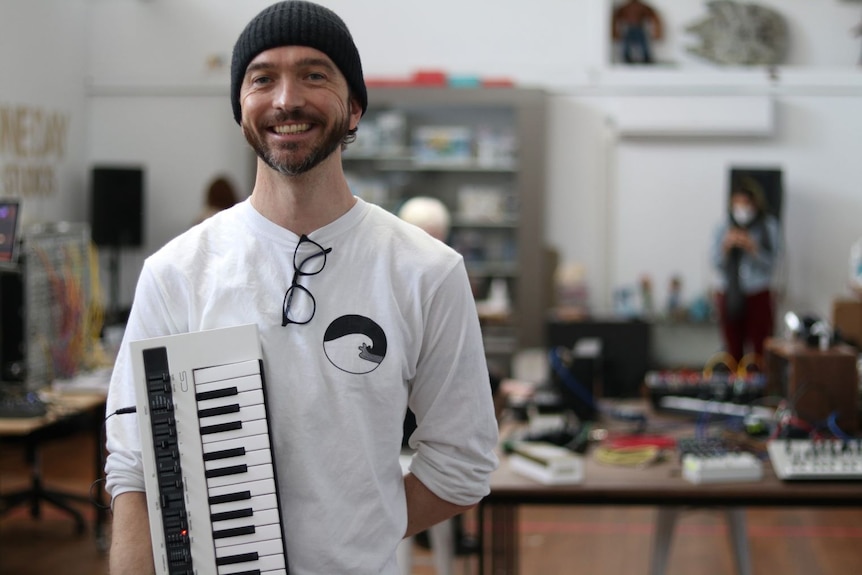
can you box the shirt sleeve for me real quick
[104,262,184,501]
[405,258,500,506]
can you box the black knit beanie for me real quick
[230,0,367,124]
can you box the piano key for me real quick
[213,525,256,540]
[211,507,254,523]
[198,403,268,429]
[213,523,283,549]
[200,415,270,443]
[215,538,284,563]
[198,389,264,411]
[210,493,278,517]
[206,462,274,489]
[205,449,271,473]
[194,359,261,385]
[203,433,270,457]
[198,403,241,419]
[211,508,280,533]
[200,420,243,436]
[204,447,246,462]
[217,553,286,575]
[216,551,258,566]
[208,478,276,500]
[195,374,262,397]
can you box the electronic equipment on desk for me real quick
[645,352,770,420]
[0,385,47,418]
[507,441,585,485]
[767,439,862,481]
[677,436,764,484]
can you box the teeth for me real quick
[273,123,310,134]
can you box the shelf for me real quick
[351,87,549,373]
[343,155,517,172]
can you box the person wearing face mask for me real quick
[711,176,781,365]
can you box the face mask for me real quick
[733,206,755,226]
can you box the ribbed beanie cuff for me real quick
[230,1,367,124]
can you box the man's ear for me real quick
[348,96,363,130]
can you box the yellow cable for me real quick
[593,445,660,467]
[737,353,761,376]
[703,352,737,379]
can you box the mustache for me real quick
[269,110,322,125]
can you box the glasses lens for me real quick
[294,239,329,275]
[283,284,316,325]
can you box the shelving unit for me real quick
[344,87,549,375]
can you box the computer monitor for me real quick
[0,199,21,266]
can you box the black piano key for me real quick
[204,447,246,461]
[206,464,248,479]
[196,386,239,401]
[198,404,241,419]
[222,570,261,575]
[211,507,254,522]
[209,490,252,505]
[212,525,256,539]
[200,421,243,435]
[216,551,259,566]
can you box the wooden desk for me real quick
[0,391,108,549]
[478,408,862,574]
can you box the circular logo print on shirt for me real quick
[323,315,387,374]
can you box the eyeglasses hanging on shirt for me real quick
[282,234,332,326]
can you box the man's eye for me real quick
[252,76,272,85]
[307,72,326,81]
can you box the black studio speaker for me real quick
[90,166,144,247]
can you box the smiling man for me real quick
[104,2,499,574]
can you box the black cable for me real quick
[93,406,137,509]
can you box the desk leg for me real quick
[650,506,680,575]
[479,502,518,575]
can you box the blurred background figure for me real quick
[397,196,451,242]
[711,176,781,366]
[195,174,240,225]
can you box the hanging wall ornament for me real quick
[685,0,789,66]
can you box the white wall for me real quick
[7,0,862,321]
[0,0,90,226]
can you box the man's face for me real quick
[239,45,361,176]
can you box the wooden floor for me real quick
[2,431,862,575]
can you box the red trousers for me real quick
[716,289,774,365]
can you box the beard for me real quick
[243,109,350,176]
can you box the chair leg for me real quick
[650,506,680,575]
[396,536,413,575]
[428,519,455,575]
[725,508,752,575]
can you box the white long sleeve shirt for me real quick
[105,197,499,574]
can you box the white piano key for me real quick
[210,493,279,517]
[213,523,284,549]
[205,448,272,473]
[198,389,264,411]
[194,359,261,385]
[211,508,281,533]
[203,433,270,457]
[208,478,276,500]
[218,553,286,575]
[199,403,267,428]
[195,374,263,396]
[206,462,274,489]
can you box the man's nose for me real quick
[273,78,305,110]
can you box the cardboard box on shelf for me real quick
[833,297,862,349]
